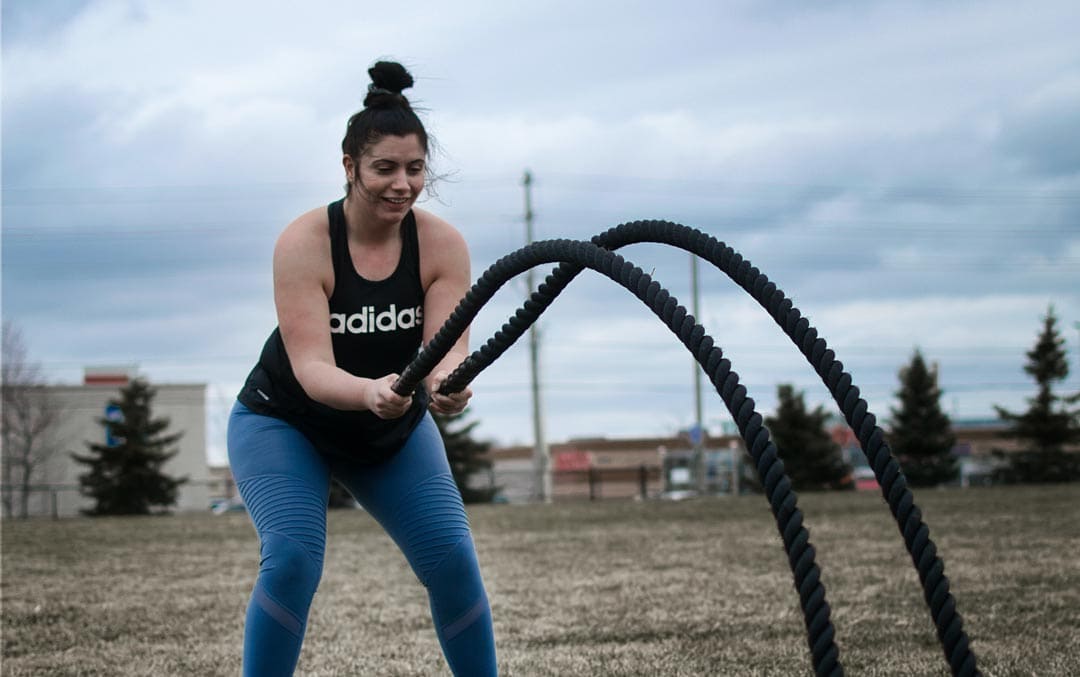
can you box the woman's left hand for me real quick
[428,371,472,416]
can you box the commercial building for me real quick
[1,366,212,518]
[487,419,1022,503]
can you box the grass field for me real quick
[2,484,1079,676]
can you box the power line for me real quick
[5,173,1079,204]
[6,256,1075,275]
[450,381,1064,395]
[528,172,1080,203]
[20,342,1051,373]
[5,219,1076,239]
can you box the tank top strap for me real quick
[401,209,422,285]
[327,198,350,279]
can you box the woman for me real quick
[227,61,498,676]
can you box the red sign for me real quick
[554,450,591,471]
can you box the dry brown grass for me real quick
[3,484,1079,676]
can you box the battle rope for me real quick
[427,220,979,677]
[393,238,842,676]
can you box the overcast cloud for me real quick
[3,0,1079,464]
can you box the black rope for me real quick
[410,220,980,677]
[394,238,842,676]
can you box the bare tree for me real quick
[2,322,65,518]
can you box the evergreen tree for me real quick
[765,384,852,491]
[433,410,499,504]
[993,306,1080,483]
[72,378,188,515]
[889,349,958,486]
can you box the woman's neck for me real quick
[343,193,401,243]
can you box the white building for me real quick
[3,366,213,518]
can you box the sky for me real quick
[3,0,1079,466]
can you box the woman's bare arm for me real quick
[416,209,473,414]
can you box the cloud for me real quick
[997,75,1080,178]
[0,0,96,46]
[3,0,1079,463]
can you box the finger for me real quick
[384,395,411,416]
[452,386,473,401]
[430,399,455,415]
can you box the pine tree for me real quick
[993,306,1080,483]
[433,410,499,504]
[72,379,188,515]
[765,384,852,491]
[889,349,958,486]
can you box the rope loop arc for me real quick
[393,221,981,677]
[395,237,843,676]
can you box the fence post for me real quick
[639,465,648,500]
[588,468,598,501]
[51,489,59,520]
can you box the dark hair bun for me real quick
[365,61,414,107]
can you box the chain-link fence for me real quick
[1,479,235,519]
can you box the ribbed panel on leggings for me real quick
[394,473,470,581]
[240,474,327,561]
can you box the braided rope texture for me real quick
[395,239,842,676]
[414,220,980,676]
[608,222,979,677]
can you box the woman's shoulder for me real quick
[276,205,332,252]
[413,208,469,289]
[272,206,336,292]
[413,207,467,253]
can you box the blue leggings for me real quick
[227,402,497,676]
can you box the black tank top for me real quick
[237,199,428,462]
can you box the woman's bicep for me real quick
[273,229,335,380]
[422,227,472,347]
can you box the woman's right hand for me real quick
[365,374,413,419]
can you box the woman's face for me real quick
[348,133,426,222]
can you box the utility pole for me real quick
[691,253,706,494]
[729,439,740,497]
[524,170,551,502]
